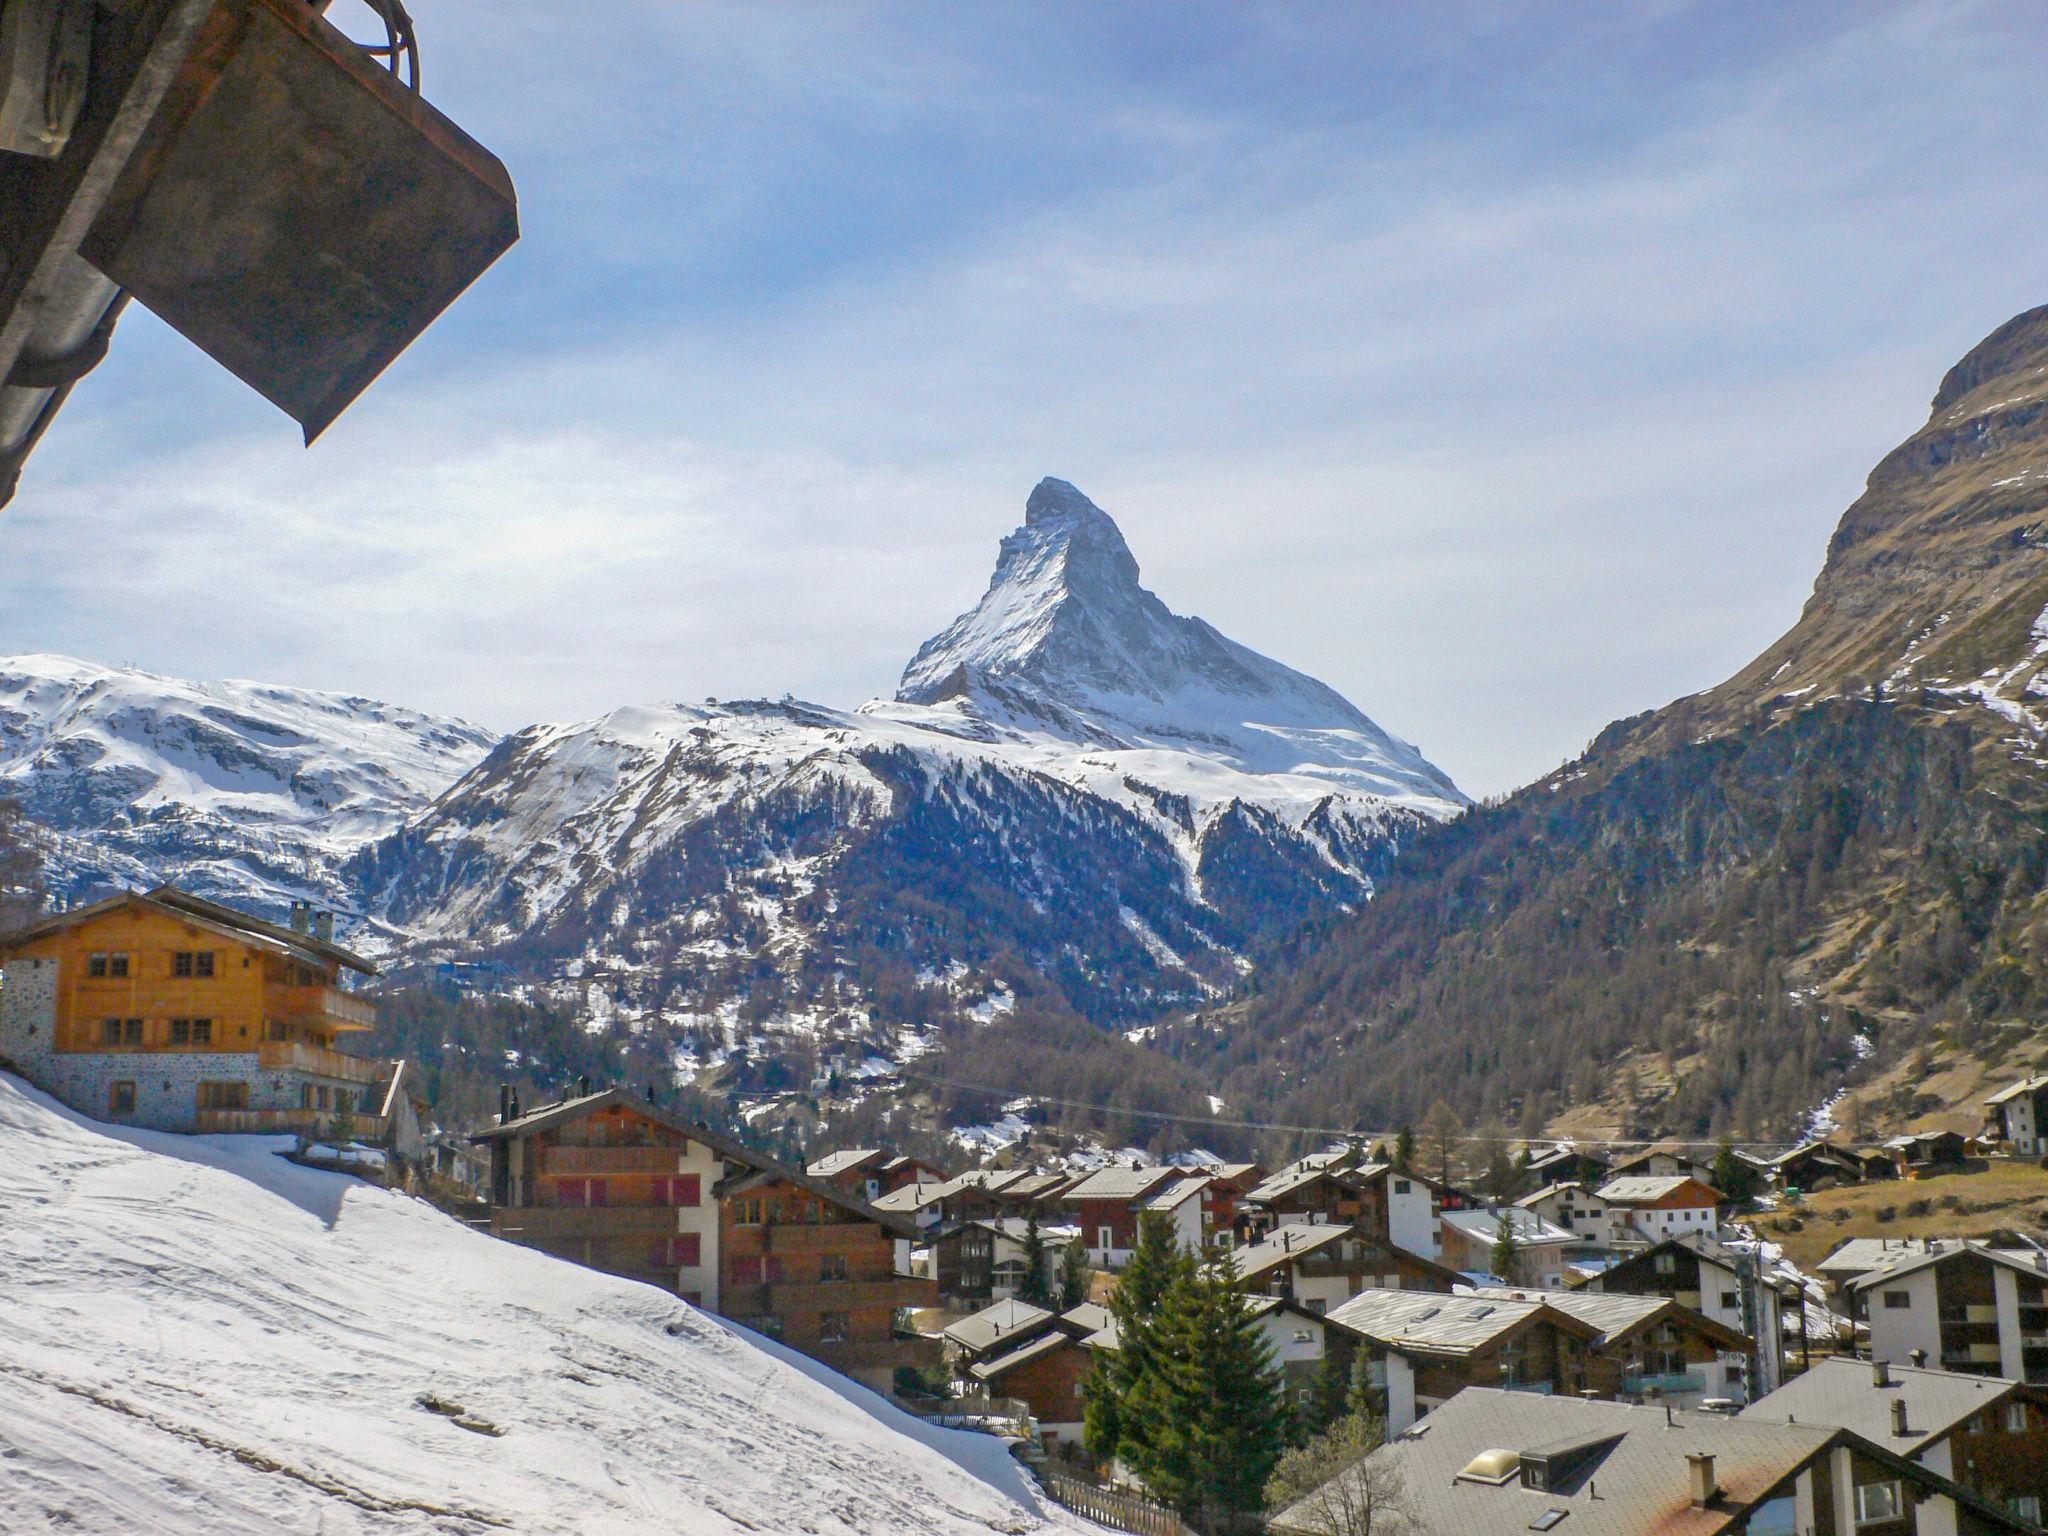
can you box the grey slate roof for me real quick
[1063,1166,1179,1202]
[806,1147,883,1179]
[1139,1174,1214,1211]
[1441,1207,1577,1248]
[1466,1286,1748,1350]
[1595,1175,1719,1204]
[1847,1239,2048,1292]
[942,1298,1055,1356]
[1985,1075,2048,1106]
[1270,1389,1843,1536]
[1324,1289,1558,1356]
[1228,1222,1353,1280]
[1741,1357,2024,1455]
[970,1327,1074,1382]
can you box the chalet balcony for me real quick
[729,1277,933,1312]
[1625,1371,1706,1396]
[752,1222,884,1252]
[494,1205,682,1239]
[197,1107,390,1137]
[271,984,377,1033]
[541,1145,690,1175]
[257,1040,386,1085]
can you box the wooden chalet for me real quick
[473,1088,938,1392]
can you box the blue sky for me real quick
[4,1,2046,795]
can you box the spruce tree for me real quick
[1085,1212,1190,1467]
[1711,1139,1758,1205]
[1017,1209,1050,1305]
[1122,1258,1285,1533]
[1490,1214,1520,1286]
[1391,1125,1415,1173]
[1060,1234,1092,1310]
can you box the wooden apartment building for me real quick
[473,1088,938,1390]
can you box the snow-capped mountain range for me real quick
[5,478,1462,1071]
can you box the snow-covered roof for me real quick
[1594,1174,1720,1205]
[1441,1207,1576,1248]
[942,1298,1055,1356]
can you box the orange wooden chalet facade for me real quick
[0,886,404,1140]
[473,1088,938,1391]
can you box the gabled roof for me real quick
[806,1148,885,1180]
[1574,1233,1749,1290]
[1466,1287,1748,1351]
[1058,1302,1113,1337]
[1514,1181,1603,1209]
[0,885,377,974]
[1228,1222,1353,1280]
[969,1326,1075,1383]
[1848,1238,2048,1292]
[1742,1357,2027,1456]
[868,1176,967,1215]
[1063,1166,1180,1203]
[1325,1289,1601,1358]
[1815,1236,1957,1278]
[467,1088,917,1237]
[943,1298,1055,1356]
[1139,1174,1214,1211]
[1441,1207,1577,1249]
[1594,1174,1722,1205]
[1985,1075,2048,1106]
[1269,1388,2026,1536]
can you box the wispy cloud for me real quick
[3,1,2044,794]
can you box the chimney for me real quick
[312,910,335,944]
[1686,1453,1717,1507]
[1892,1400,1910,1437]
[645,1083,656,1104]
[289,899,312,935]
[498,1085,512,1124]
[1909,1348,1928,1369]
[507,1088,520,1121]
[1873,1360,1892,1389]
[578,1073,591,1097]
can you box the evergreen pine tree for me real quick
[1085,1212,1190,1467]
[1121,1258,1285,1533]
[1017,1209,1050,1305]
[1060,1234,1092,1310]
[1490,1214,1520,1286]
[1391,1125,1415,1173]
[1711,1138,1758,1204]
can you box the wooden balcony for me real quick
[494,1205,682,1239]
[728,1276,934,1313]
[269,984,377,1033]
[197,1108,389,1137]
[749,1221,885,1253]
[257,1040,386,1085]
[542,1145,688,1175]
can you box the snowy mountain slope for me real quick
[0,1070,1092,1536]
[0,654,494,915]
[357,480,1462,1070]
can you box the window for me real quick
[101,1018,123,1045]
[1655,1252,1676,1275]
[1853,1480,1902,1526]
[107,953,129,978]
[2008,1401,2029,1432]
[656,1234,702,1268]
[1097,1226,1114,1250]
[109,1080,136,1114]
[735,1198,764,1226]
[1394,1180,1411,1194]
[300,1083,316,1109]
[196,1081,248,1111]
[171,951,217,978]
[1883,1290,1912,1310]
[819,1253,849,1283]
[2010,1497,2042,1524]
[88,952,108,978]
[661,1174,701,1207]
[586,1179,609,1208]
[120,1018,142,1045]
[818,1311,849,1343]
[1721,1290,1739,1309]
[170,1018,192,1045]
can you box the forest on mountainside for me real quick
[0,799,41,937]
[1165,697,2048,1143]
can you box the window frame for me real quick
[109,1080,136,1114]
[1853,1479,1903,1526]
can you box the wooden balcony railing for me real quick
[269,985,377,1033]
[257,1040,386,1084]
[542,1145,689,1175]
[494,1205,682,1239]
[197,1108,390,1137]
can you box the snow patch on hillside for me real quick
[0,1071,1089,1535]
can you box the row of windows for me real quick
[549,1175,702,1208]
[85,950,219,980]
[300,1084,374,1113]
[107,1080,247,1113]
[99,1016,216,1046]
[730,1194,857,1226]
[729,1253,854,1285]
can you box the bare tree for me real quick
[1420,1098,1462,1187]
[1265,1413,1419,1536]
[0,799,42,937]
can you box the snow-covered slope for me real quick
[0,654,493,915]
[0,1070,1089,1535]
[358,480,1462,1071]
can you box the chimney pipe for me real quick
[313,910,334,944]
[1873,1359,1892,1389]
[1686,1452,1716,1507]
[1909,1348,1928,1369]
[1892,1399,1910,1437]
[578,1073,591,1097]
[289,899,312,935]
[499,1084,511,1124]
[645,1082,656,1103]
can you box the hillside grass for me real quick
[1757,1161,2048,1272]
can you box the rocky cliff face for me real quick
[1173,304,2048,1143]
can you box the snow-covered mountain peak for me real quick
[892,478,1466,809]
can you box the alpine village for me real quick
[8,7,2048,1536]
